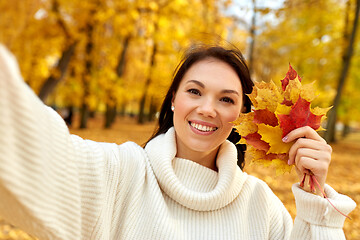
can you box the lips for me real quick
[189,121,218,132]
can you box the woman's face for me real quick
[172,58,243,160]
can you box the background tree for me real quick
[324,0,360,142]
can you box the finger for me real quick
[296,156,328,187]
[290,138,326,154]
[293,148,321,167]
[295,156,317,174]
[289,148,332,166]
[294,165,311,180]
[296,156,328,176]
[288,138,332,165]
[283,126,326,143]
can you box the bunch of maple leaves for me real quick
[234,65,352,219]
[234,64,331,175]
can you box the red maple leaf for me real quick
[253,109,279,127]
[243,132,270,152]
[281,64,302,91]
[286,64,297,80]
[281,77,289,91]
[281,99,293,106]
[278,96,323,138]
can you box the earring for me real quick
[171,106,175,111]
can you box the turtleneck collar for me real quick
[145,127,247,211]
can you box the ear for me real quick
[241,105,247,113]
[171,92,175,105]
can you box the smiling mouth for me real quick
[189,121,218,132]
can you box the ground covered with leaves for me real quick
[0,115,358,239]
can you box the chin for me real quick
[186,139,221,154]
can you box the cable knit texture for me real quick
[0,45,356,240]
[145,128,246,211]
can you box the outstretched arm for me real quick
[0,45,107,239]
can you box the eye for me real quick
[220,97,235,104]
[187,88,201,96]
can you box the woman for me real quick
[0,44,356,240]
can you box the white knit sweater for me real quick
[0,45,356,240]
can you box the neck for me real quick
[175,146,219,172]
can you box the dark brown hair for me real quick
[146,45,254,170]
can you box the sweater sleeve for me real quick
[0,45,110,239]
[257,176,355,240]
[290,183,356,240]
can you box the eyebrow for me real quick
[186,80,239,96]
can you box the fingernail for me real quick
[287,159,291,165]
[282,136,288,142]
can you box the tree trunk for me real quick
[79,103,89,129]
[38,0,75,102]
[104,104,117,128]
[63,105,74,127]
[342,122,351,138]
[38,43,76,102]
[324,0,360,142]
[119,102,127,116]
[138,25,158,124]
[104,36,131,128]
[116,36,130,77]
[79,11,95,129]
[148,96,158,122]
[138,94,147,124]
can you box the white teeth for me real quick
[190,122,217,132]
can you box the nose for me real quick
[197,98,217,118]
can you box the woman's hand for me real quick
[284,126,332,195]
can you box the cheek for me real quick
[221,107,241,129]
[223,106,241,122]
[173,95,193,120]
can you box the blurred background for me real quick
[0,0,359,239]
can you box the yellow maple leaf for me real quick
[311,106,332,116]
[246,146,272,167]
[283,78,317,104]
[300,81,317,102]
[232,112,258,137]
[275,103,292,115]
[311,106,332,131]
[272,159,293,175]
[257,124,293,154]
[283,78,301,103]
[249,80,282,112]
[246,146,292,176]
